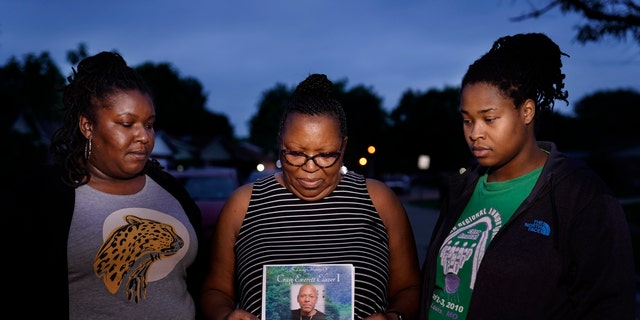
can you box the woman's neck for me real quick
[87,173,146,195]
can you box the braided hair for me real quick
[461,33,569,113]
[277,73,348,145]
[50,51,157,187]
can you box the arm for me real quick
[201,183,257,320]
[366,179,421,320]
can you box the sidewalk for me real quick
[400,187,440,266]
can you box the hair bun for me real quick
[77,51,127,77]
[294,73,332,97]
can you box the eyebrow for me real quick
[116,112,156,121]
[461,107,497,115]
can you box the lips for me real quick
[471,145,490,158]
[297,178,322,189]
[128,149,149,160]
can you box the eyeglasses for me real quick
[280,144,343,168]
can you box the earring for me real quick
[84,138,92,160]
[276,159,282,169]
[340,165,348,175]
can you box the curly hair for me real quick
[277,73,348,145]
[50,51,158,187]
[461,33,569,113]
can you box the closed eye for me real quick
[318,152,340,158]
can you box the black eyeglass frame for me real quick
[280,141,344,169]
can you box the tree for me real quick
[135,62,233,143]
[511,0,640,45]
[0,52,65,126]
[388,87,470,177]
[334,79,389,177]
[534,108,580,151]
[0,52,65,174]
[569,89,640,196]
[248,83,291,157]
[572,88,640,151]
[66,42,89,66]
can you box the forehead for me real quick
[460,82,514,114]
[282,113,341,139]
[97,90,155,115]
[299,287,317,295]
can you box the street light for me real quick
[366,145,376,177]
[418,155,431,170]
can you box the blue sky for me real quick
[1,0,638,138]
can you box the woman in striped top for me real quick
[201,74,420,320]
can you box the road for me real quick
[399,187,441,266]
[403,202,439,267]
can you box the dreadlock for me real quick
[50,51,157,187]
[461,33,569,113]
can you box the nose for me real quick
[467,123,484,141]
[301,156,320,170]
[138,133,149,143]
[136,127,152,144]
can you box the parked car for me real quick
[244,168,280,184]
[383,173,412,195]
[168,167,239,239]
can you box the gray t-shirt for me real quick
[68,175,198,319]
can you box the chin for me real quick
[476,158,495,167]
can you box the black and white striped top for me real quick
[235,171,391,319]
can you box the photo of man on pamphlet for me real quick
[262,264,355,320]
[290,284,327,320]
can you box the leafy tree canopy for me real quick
[511,0,640,45]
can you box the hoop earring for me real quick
[340,165,348,175]
[276,159,282,169]
[84,138,92,160]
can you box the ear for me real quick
[521,99,536,125]
[78,114,93,139]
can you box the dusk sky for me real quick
[2,0,638,138]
